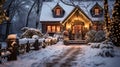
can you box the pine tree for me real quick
[104,0,109,29]
[110,0,120,46]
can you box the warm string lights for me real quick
[110,0,120,46]
[0,0,9,24]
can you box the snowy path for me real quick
[45,45,81,67]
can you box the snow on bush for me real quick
[20,27,43,38]
[21,27,29,32]
[94,30,106,42]
[98,41,114,57]
[89,43,101,48]
[32,35,39,39]
[89,40,115,57]
[85,30,96,43]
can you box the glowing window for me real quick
[47,26,51,32]
[56,8,61,16]
[56,26,60,32]
[47,25,61,33]
[52,26,55,32]
[95,8,99,15]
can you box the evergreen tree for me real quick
[110,0,120,46]
[104,0,109,29]
[104,0,111,31]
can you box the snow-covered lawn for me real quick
[0,42,71,67]
[74,45,120,67]
[0,41,120,67]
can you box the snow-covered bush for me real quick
[20,27,43,38]
[85,30,96,43]
[32,35,39,39]
[89,43,101,48]
[21,27,29,32]
[98,41,114,57]
[94,30,106,42]
[85,30,106,43]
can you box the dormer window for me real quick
[90,2,103,17]
[52,3,65,18]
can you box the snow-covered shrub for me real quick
[85,30,96,43]
[20,27,43,38]
[21,27,29,32]
[32,35,39,39]
[85,30,106,43]
[94,30,106,42]
[43,32,49,38]
[89,43,101,48]
[98,40,114,57]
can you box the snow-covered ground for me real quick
[0,41,120,67]
[74,45,120,67]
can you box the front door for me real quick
[70,24,84,40]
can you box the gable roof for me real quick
[62,6,92,25]
[40,0,115,22]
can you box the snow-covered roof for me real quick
[40,0,115,22]
[40,1,74,21]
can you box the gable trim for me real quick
[62,6,92,25]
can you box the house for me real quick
[40,0,114,40]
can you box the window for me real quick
[56,8,61,16]
[56,26,60,32]
[47,25,60,33]
[47,26,51,32]
[95,8,99,15]
[52,26,55,32]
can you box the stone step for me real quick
[68,40,87,44]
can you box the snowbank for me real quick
[0,42,70,67]
[74,45,120,67]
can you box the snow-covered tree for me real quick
[26,0,43,28]
[2,0,43,36]
[110,0,120,46]
[104,0,110,31]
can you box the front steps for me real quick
[63,40,87,45]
